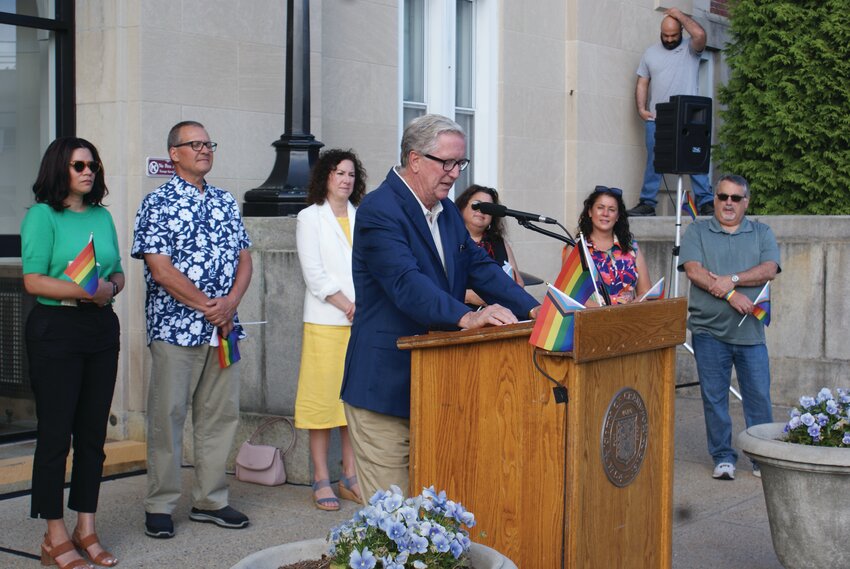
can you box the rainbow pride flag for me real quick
[218,329,242,368]
[681,191,698,220]
[63,235,99,296]
[737,282,771,327]
[554,237,598,305]
[529,285,586,352]
[639,277,666,301]
[751,282,771,326]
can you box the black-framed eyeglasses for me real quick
[423,153,470,172]
[172,140,218,152]
[715,192,746,203]
[69,161,102,174]
[594,185,623,197]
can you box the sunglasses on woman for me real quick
[594,185,623,197]
[69,161,102,174]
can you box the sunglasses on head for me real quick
[69,161,102,174]
[715,192,746,203]
[594,185,623,197]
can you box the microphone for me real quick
[471,201,557,224]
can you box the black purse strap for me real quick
[247,417,296,455]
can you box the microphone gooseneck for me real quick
[471,201,557,224]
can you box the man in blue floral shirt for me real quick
[132,121,253,538]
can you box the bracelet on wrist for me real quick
[725,289,736,301]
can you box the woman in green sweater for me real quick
[21,138,124,569]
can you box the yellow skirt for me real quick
[294,322,350,429]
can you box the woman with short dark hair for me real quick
[22,137,123,568]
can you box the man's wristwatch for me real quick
[730,274,740,284]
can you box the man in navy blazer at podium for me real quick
[341,114,540,500]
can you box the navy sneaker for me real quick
[189,505,249,529]
[145,512,175,539]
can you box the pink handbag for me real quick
[235,417,296,486]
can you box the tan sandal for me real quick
[40,534,93,569]
[338,474,362,503]
[71,529,118,567]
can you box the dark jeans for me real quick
[26,303,120,519]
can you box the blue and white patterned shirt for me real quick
[131,175,252,346]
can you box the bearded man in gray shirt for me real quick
[629,8,712,217]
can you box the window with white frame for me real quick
[401,0,496,192]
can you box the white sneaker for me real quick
[752,464,761,478]
[712,462,736,480]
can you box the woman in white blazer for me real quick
[294,149,367,510]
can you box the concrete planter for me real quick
[738,422,850,569]
[230,537,518,569]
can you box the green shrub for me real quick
[715,0,850,214]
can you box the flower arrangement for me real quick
[783,387,850,447]
[328,485,476,569]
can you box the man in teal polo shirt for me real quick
[678,174,780,481]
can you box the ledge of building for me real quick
[0,440,146,496]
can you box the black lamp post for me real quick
[243,0,323,216]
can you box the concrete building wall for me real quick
[319,0,399,175]
[499,0,570,284]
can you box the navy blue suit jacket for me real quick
[340,168,538,418]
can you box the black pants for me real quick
[26,303,120,519]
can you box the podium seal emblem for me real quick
[601,387,649,487]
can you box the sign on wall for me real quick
[146,157,174,177]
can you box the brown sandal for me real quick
[40,534,93,569]
[71,530,118,567]
[338,474,362,503]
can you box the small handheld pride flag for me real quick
[738,282,771,327]
[64,234,99,296]
[639,277,665,301]
[218,328,242,368]
[681,191,698,220]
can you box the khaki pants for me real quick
[344,403,410,501]
[145,341,240,514]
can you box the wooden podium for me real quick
[398,298,687,569]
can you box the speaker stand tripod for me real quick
[669,173,742,401]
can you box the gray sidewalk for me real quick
[0,390,783,568]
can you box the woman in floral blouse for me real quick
[566,186,651,304]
